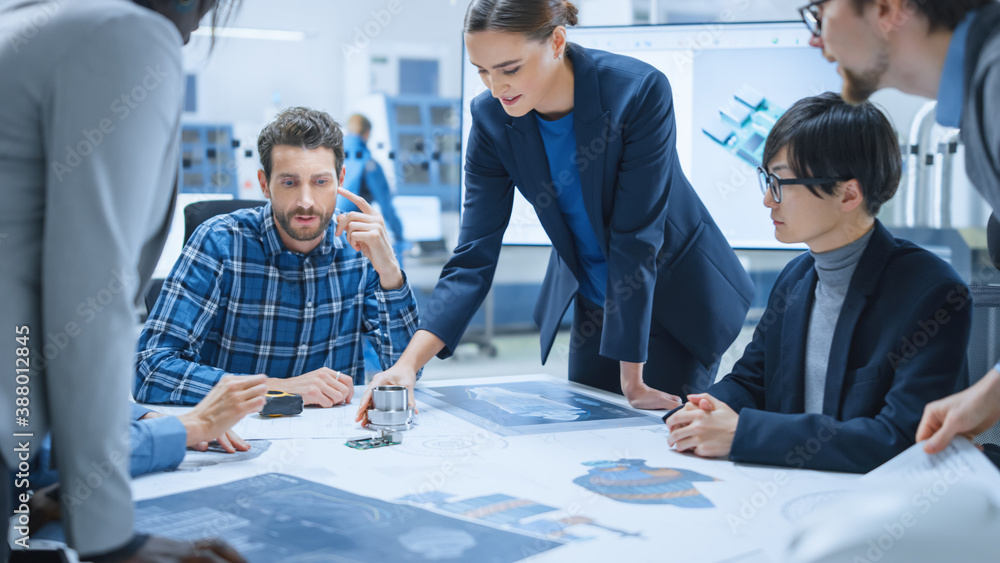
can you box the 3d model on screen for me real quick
[702,85,785,168]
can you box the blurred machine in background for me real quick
[179,123,240,197]
[352,93,461,251]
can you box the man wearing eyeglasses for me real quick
[796,0,1000,458]
[664,93,972,473]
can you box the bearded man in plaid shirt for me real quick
[134,107,419,407]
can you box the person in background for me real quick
[666,93,972,473]
[341,113,407,258]
[796,0,1000,455]
[342,113,408,377]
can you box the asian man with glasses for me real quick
[665,93,972,473]
[795,0,1000,460]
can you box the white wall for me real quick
[184,0,473,128]
[182,0,986,228]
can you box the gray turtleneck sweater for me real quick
[804,228,875,414]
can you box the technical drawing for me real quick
[417,381,661,437]
[135,473,561,562]
[398,490,641,541]
[573,459,719,508]
[175,439,272,471]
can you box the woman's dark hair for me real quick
[135,0,242,49]
[762,92,901,217]
[464,0,579,42]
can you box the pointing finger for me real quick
[338,187,375,215]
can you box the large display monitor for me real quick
[460,21,843,249]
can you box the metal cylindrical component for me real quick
[367,385,413,434]
[368,408,411,428]
[372,385,408,412]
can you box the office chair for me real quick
[143,199,266,315]
[182,199,266,245]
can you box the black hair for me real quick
[762,92,901,217]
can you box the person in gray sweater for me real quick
[795,0,1000,455]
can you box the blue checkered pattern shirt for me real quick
[133,203,419,404]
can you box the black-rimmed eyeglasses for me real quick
[798,0,833,37]
[757,167,847,203]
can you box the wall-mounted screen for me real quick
[461,21,842,248]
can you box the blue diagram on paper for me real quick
[134,473,561,562]
[573,459,719,508]
[416,381,661,436]
[398,490,642,541]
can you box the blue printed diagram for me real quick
[416,381,660,436]
[398,491,641,541]
[467,386,586,421]
[701,85,786,168]
[134,473,562,562]
[573,459,719,508]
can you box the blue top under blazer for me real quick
[422,44,755,367]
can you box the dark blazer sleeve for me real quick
[729,280,972,474]
[707,267,798,412]
[419,107,515,358]
[600,70,675,363]
[707,314,769,413]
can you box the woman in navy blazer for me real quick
[357,0,753,418]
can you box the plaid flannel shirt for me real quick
[133,203,419,404]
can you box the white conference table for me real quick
[134,374,999,563]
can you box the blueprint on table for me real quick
[416,381,661,436]
[134,473,562,562]
[572,459,719,507]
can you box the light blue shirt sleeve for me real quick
[129,415,187,477]
[130,402,153,420]
[33,412,186,487]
